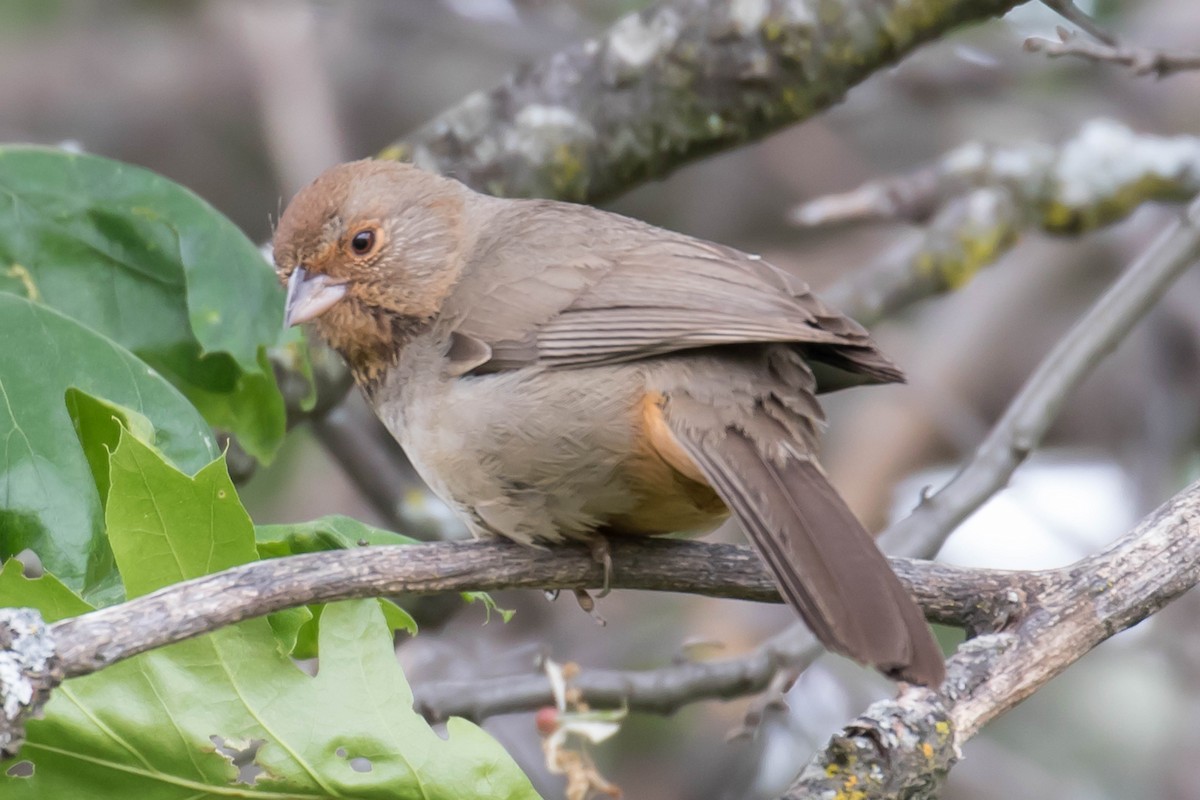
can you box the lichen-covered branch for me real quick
[796,119,1200,232]
[379,0,1027,202]
[822,186,1021,327]
[0,609,61,758]
[782,478,1200,799]
[811,120,1200,324]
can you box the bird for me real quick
[272,159,945,687]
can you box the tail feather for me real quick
[669,425,944,686]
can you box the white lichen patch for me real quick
[606,9,681,72]
[1054,119,1200,207]
[989,144,1055,187]
[0,608,54,721]
[730,0,769,34]
[504,105,595,165]
[780,0,817,27]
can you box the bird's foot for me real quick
[573,589,607,626]
[590,536,614,598]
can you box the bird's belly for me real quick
[605,391,729,536]
[374,361,726,543]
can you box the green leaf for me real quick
[105,430,309,654]
[0,145,290,461]
[256,514,421,557]
[380,599,419,636]
[1,430,539,799]
[106,431,256,597]
[0,559,91,623]
[64,389,155,513]
[462,591,517,624]
[265,604,313,658]
[257,516,421,657]
[0,298,216,601]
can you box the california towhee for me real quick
[273,160,944,686]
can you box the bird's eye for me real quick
[350,229,376,255]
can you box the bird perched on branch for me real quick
[273,160,945,686]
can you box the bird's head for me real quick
[273,159,469,382]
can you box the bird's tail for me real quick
[669,423,944,686]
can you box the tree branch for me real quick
[378,0,1028,202]
[0,539,1021,754]
[1026,25,1200,78]
[415,624,824,723]
[49,541,997,679]
[794,119,1200,233]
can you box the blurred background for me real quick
[4,1,1200,797]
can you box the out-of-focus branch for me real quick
[815,119,1200,324]
[416,624,825,723]
[1026,24,1200,78]
[379,0,1028,202]
[782,478,1200,799]
[880,194,1200,559]
[822,187,1021,327]
[796,120,1200,231]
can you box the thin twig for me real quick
[880,195,1200,559]
[414,624,823,722]
[1026,25,1200,78]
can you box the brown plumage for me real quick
[273,159,945,687]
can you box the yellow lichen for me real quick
[376,144,411,163]
[549,143,587,199]
[1041,174,1191,235]
[5,264,40,302]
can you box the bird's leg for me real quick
[590,535,614,598]
[561,535,615,626]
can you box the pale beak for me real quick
[283,266,347,327]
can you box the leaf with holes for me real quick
[0,145,289,462]
[0,429,539,799]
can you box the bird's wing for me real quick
[442,200,902,385]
